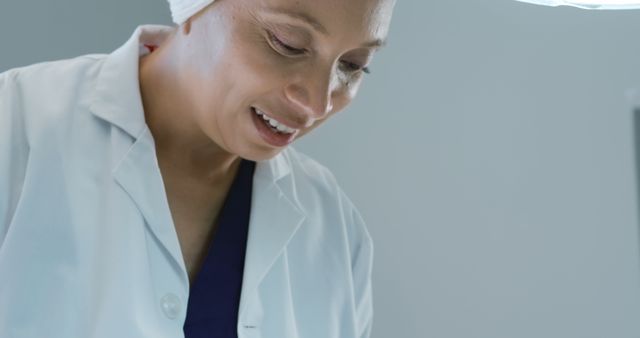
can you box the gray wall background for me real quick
[2,0,640,337]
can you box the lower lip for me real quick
[251,107,298,147]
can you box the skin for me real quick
[138,0,395,282]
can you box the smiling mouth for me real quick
[251,107,299,135]
[250,107,299,148]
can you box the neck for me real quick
[138,32,241,182]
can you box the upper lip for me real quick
[252,106,309,130]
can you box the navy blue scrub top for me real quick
[183,158,256,338]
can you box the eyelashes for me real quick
[266,30,306,56]
[265,30,371,75]
[341,61,371,74]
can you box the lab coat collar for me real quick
[89,25,163,139]
[89,25,307,319]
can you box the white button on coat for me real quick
[161,293,182,320]
[0,25,374,338]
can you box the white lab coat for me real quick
[0,25,373,338]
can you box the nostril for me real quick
[284,83,333,118]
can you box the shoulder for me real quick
[280,147,374,336]
[283,146,347,208]
[285,146,342,193]
[2,54,105,102]
[2,54,105,83]
[1,54,106,114]
[282,146,373,250]
[0,54,107,144]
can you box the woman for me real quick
[0,0,396,337]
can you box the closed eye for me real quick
[267,30,306,56]
[266,30,371,74]
[340,61,371,74]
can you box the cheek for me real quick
[235,48,288,95]
[188,49,257,118]
[229,24,290,90]
[207,44,288,116]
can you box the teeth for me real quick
[254,108,297,134]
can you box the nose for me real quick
[284,65,336,124]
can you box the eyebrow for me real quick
[363,38,386,49]
[263,7,387,49]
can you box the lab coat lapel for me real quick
[88,25,189,289]
[111,128,188,288]
[238,151,307,321]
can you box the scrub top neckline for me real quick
[183,158,256,337]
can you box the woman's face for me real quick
[177,0,395,161]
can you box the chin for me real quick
[239,146,284,162]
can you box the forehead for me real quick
[249,0,395,43]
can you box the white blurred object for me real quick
[516,0,640,9]
[167,0,216,24]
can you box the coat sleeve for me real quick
[0,70,29,247]
[351,205,374,338]
[287,147,375,337]
[339,187,375,338]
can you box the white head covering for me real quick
[168,0,217,24]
